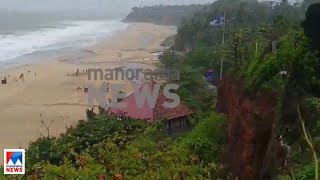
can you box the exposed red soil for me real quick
[217,77,279,180]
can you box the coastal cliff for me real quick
[217,77,281,179]
[122,5,205,25]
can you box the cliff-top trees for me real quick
[302,3,320,52]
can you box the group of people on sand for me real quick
[67,69,88,76]
[1,70,37,85]
[79,81,110,94]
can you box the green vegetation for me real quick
[160,35,175,47]
[1,0,320,179]
[158,0,320,179]
[0,112,228,179]
[160,48,218,112]
[123,5,207,26]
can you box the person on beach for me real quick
[20,74,24,82]
[1,77,7,84]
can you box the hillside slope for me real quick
[122,4,207,25]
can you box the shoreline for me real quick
[0,23,176,164]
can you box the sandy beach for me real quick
[0,23,176,163]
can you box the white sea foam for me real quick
[0,20,128,62]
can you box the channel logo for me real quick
[3,149,25,174]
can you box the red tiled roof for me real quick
[153,92,193,121]
[110,80,193,122]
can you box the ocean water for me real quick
[0,13,128,70]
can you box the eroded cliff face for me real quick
[217,77,279,180]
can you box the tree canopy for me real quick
[302,3,320,52]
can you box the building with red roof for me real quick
[110,80,193,134]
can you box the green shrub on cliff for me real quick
[179,113,226,164]
[0,112,228,179]
[26,116,146,169]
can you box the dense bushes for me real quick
[26,116,146,169]
[163,0,320,178]
[160,49,217,113]
[302,3,320,52]
[0,112,228,179]
[179,113,226,164]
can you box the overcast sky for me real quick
[0,0,298,17]
[0,0,216,12]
